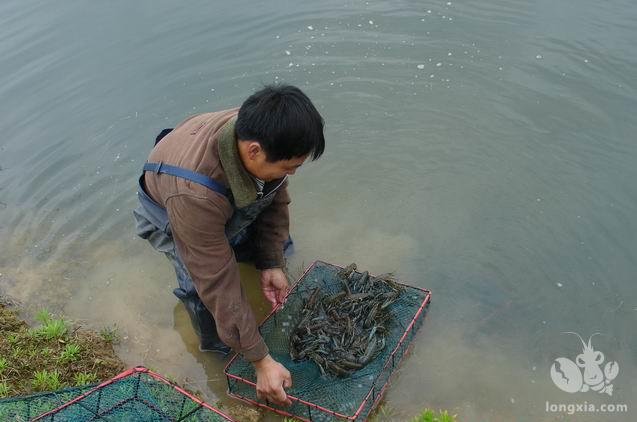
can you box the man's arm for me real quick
[166,193,292,405]
[253,179,291,270]
[254,355,292,406]
[166,193,268,360]
[252,180,292,308]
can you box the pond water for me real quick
[1,0,636,420]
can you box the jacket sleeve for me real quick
[165,193,269,362]
[252,179,291,270]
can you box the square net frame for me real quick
[31,366,236,421]
[224,260,432,421]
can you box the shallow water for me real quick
[1,0,636,420]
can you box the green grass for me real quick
[28,308,67,339]
[38,318,67,339]
[31,369,61,392]
[410,409,457,422]
[98,325,120,343]
[58,343,81,362]
[11,346,23,359]
[35,308,52,324]
[73,371,97,386]
[1,301,124,397]
[0,381,9,398]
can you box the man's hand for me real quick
[259,268,288,309]
[253,354,292,406]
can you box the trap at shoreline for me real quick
[0,384,97,421]
[0,367,235,421]
[224,260,431,421]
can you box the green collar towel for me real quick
[217,116,257,208]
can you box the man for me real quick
[133,85,325,406]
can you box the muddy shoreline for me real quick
[0,295,261,421]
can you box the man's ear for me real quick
[246,141,262,160]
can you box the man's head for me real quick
[235,85,325,181]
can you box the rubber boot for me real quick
[181,296,231,355]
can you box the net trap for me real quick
[30,367,235,421]
[224,260,431,421]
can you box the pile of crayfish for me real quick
[289,263,403,377]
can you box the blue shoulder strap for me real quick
[143,162,228,197]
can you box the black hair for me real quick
[235,85,325,162]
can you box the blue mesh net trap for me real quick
[224,260,432,421]
[0,367,235,421]
[0,384,97,421]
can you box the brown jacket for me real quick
[143,108,290,361]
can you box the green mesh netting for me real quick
[1,368,234,421]
[0,384,97,421]
[225,261,430,421]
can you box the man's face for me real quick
[256,155,307,181]
[240,140,307,181]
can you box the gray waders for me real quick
[133,129,292,354]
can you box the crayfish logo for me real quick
[550,332,619,396]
